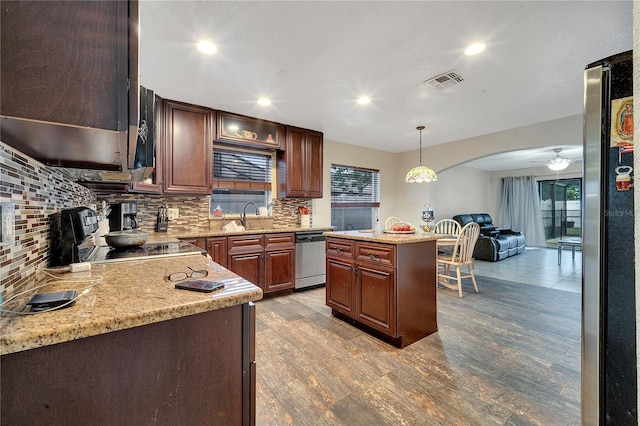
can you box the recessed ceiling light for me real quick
[464,42,486,56]
[257,98,271,106]
[196,40,217,55]
[357,96,371,105]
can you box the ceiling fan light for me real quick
[547,157,570,171]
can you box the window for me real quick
[330,164,380,231]
[210,149,272,214]
[539,178,582,243]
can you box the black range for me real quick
[87,241,206,264]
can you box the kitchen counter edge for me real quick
[324,230,445,244]
[0,254,263,355]
[147,226,334,243]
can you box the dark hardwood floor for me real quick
[255,275,581,425]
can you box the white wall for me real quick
[427,166,493,223]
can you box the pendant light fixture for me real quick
[405,126,438,183]
[547,148,570,171]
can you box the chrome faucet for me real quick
[240,202,259,228]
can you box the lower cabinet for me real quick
[180,232,295,295]
[325,237,437,348]
[228,233,295,294]
[180,237,206,250]
[206,236,228,268]
[1,304,255,425]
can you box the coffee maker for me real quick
[108,202,138,231]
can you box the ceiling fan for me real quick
[546,148,571,171]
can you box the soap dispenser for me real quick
[213,204,224,217]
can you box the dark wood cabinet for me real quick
[216,111,284,150]
[164,100,214,194]
[228,233,295,294]
[131,95,164,193]
[356,263,395,335]
[1,304,255,425]
[326,257,356,315]
[0,0,139,171]
[206,237,228,268]
[179,237,206,251]
[264,233,295,293]
[278,126,323,198]
[325,237,437,347]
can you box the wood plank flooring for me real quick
[255,275,581,425]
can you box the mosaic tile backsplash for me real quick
[1,141,314,300]
[0,142,96,296]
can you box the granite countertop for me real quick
[0,254,263,355]
[146,226,334,243]
[324,230,447,244]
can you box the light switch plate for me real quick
[168,208,179,220]
[1,202,15,244]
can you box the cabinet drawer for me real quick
[326,238,354,259]
[228,235,264,252]
[265,233,295,248]
[355,243,395,267]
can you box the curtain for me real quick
[499,176,546,247]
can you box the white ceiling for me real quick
[139,0,632,161]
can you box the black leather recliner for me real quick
[452,213,526,262]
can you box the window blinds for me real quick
[330,164,380,207]
[213,150,271,190]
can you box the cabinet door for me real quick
[0,1,137,171]
[326,257,355,316]
[356,263,396,336]
[132,95,164,193]
[1,1,129,130]
[264,248,295,293]
[179,237,206,250]
[228,252,263,289]
[216,111,284,150]
[164,100,213,194]
[206,237,228,268]
[305,130,323,198]
[282,127,306,197]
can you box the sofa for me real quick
[452,213,526,262]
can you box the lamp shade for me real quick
[406,126,438,183]
[406,165,438,183]
[547,148,570,171]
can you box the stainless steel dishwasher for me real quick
[295,230,326,290]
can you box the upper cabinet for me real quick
[0,0,139,172]
[163,100,214,194]
[215,112,284,150]
[278,126,323,198]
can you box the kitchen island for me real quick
[1,253,262,425]
[324,230,441,348]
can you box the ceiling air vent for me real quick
[424,70,464,89]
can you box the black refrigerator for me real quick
[583,50,636,425]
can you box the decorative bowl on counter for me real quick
[104,230,148,248]
[383,217,417,234]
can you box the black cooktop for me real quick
[87,241,206,264]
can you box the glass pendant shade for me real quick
[547,157,570,171]
[546,148,570,171]
[405,126,438,183]
[406,165,438,183]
